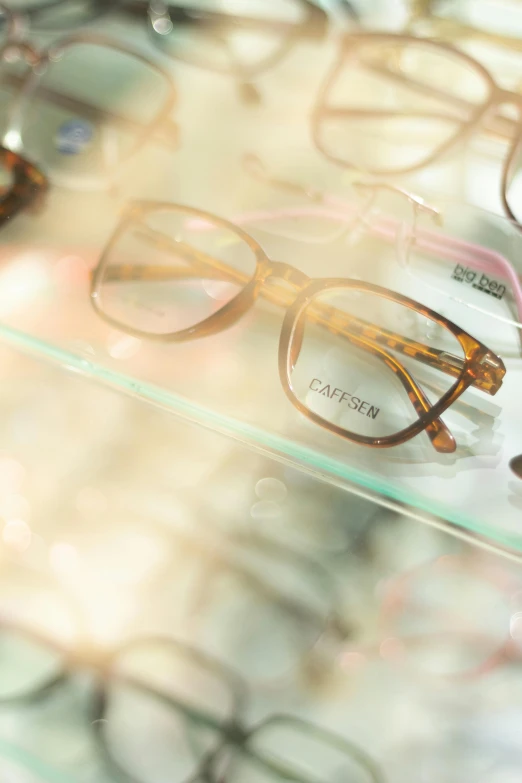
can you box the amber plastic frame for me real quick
[311,32,522,225]
[90,201,505,454]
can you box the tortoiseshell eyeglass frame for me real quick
[311,32,522,227]
[90,201,506,454]
[0,145,48,224]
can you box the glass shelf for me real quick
[0,186,520,558]
[0,337,520,783]
[0,13,519,559]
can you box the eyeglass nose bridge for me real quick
[264,260,310,290]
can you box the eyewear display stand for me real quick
[0,7,518,559]
[0,181,520,559]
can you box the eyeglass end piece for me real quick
[429,423,457,454]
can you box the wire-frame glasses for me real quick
[0,621,384,783]
[89,200,505,454]
[0,2,177,200]
[312,32,522,226]
[239,153,522,357]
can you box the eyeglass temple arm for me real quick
[106,223,502,393]
[109,225,504,394]
[323,52,521,143]
[102,223,459,372]
[0,73,179,150]
[118,239,455,450]
[242,154,522,324]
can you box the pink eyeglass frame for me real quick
[234,163,522,327]
[330,554,522,683]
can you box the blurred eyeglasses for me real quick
[340,553,522,681]
[89,199,505,454]
[240,153,522,357]
[409,0,522,54]
[122,0,358,104]
[0,622,384,783]
[312,32,522,226]
[163,524,350,688]
[204,535,522,686]
[0,2,177,201]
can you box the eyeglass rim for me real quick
[206,713,386,783]
[0,618,381,783]
[90,200,267,341]
[278,277,491,449]
[2,31,177,183]
[311,31,501,179]
[379,553,520,679]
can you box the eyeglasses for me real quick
[89,200,505,454]
[122,0,357,103]
[164,524,350,688]
[312,32,522,226]
[0,3,177,193]
[240,153,522,357]
[409,0,522,54]
[340,553,522,680]
[200,522,522,684]
[0,622,383,783]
